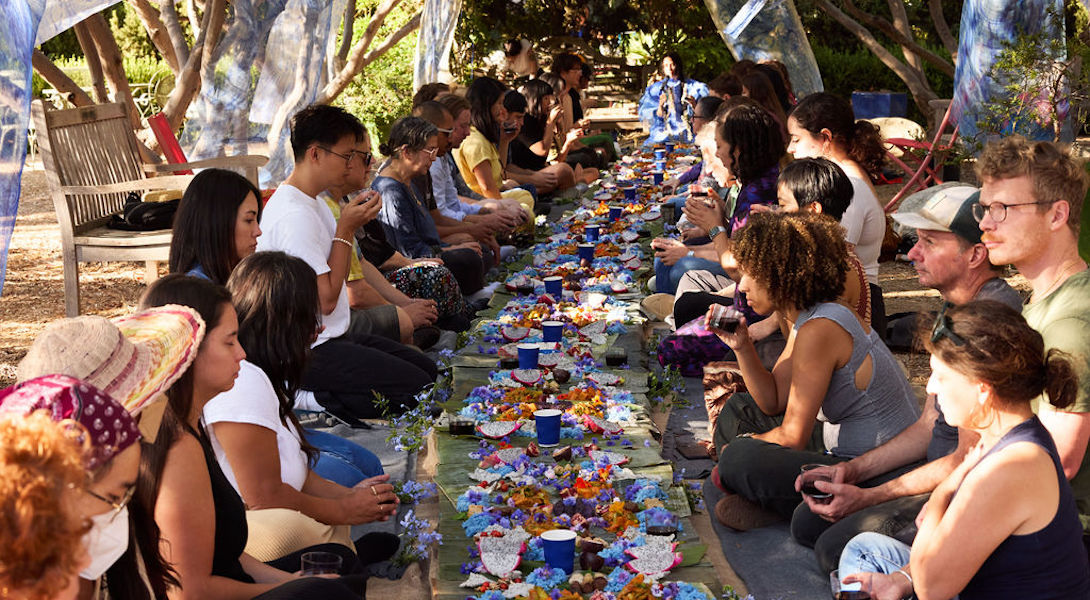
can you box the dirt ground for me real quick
[0,165,1029,388]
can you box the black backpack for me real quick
[107,192,178,231]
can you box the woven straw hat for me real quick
[17,305,205,417]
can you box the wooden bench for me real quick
[32,100,266,316]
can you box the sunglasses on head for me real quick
[930,303,965,347]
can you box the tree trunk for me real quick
[199,0,227,83]
[127,0,181,73]
[186,0,202,40]
[159,0,220,130]
[335,0,358,72]
[317,0,418,104]
[840,0,954,77]
[929,0,959,58]
[83,14,144,130]
[73,22,110,103]
[817,0,939,129]
[886,0,923,73]
[31,50,94,107]
[160,0,190,66]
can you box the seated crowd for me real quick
[3,46,1089,600]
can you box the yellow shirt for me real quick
[322,195,364,282]
[453,127,502,196]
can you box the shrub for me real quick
[811,43,953,124]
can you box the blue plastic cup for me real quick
[517,343,539,369]
[608,206,623,221]
[622,186,637,202]
[584,224,600,242]
[534,408,562,447]
[653,148,666,161]
[542,321,564,343]
[543,276,563,297]
[665,142,676,153]
[578,243,596,262]
[655,159,666,171]
[652,171,664,185]
[541,529,577,574]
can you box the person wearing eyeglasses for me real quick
[412,100,508,266]
[373,116,489,297]
[0,410,93,600]
[789,184,1024,573]
[13,306,212,598]
[884,185,1023,351]
[258,104,438,426]
[836,301,1090,600]
[976,136,1090,550]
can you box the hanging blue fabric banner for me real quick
[0,0,46,296]
[702,0,823,96]
[35,0,121,45]
[180,0,348,187]
[413,0,461,90]
[951,0,1069,147]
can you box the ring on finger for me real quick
[371,485,378,496]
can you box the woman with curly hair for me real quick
[788,92,889,335]
[0,411,90,600]
[706,212,918,531]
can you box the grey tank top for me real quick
[794,302,921,457]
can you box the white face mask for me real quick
[79,507,130,580]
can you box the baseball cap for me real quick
[892,185,982,245]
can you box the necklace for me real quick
[1032,260,1086,302]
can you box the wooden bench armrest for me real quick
[60,175,195,197]
[144,155,269,174]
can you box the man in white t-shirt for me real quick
[257,104,438,424]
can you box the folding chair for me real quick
[883,99,960,211]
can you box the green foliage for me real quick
[971,3,1089,146]
[335,0,418,144]
[811,43,953,123]
[31,55,174,113]
[453,0,725,82]
[110,3,157,58]
[795,0,963,53]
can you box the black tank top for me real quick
[958,417,1090,599]
[194,430,253,583]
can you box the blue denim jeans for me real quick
[653,254,726,295]
[837,531,912,592]
[305,429,384,487]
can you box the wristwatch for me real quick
[708,225,727,239]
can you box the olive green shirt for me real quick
[1023,268,1090,531]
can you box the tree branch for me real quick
[886,0,922,72]
[928,0,958,57]
[816,0,939,128]
[316,0,417,104]
[160,0,190,65]
[199,0,227,83]
[31,49,94,107]
[840,0,955,77]
[159,0,218,129]
[73,22,110,103]
[127,0,180,73]
[336,0,358,70]
[84,14,144,130]
[186,0,202,40]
